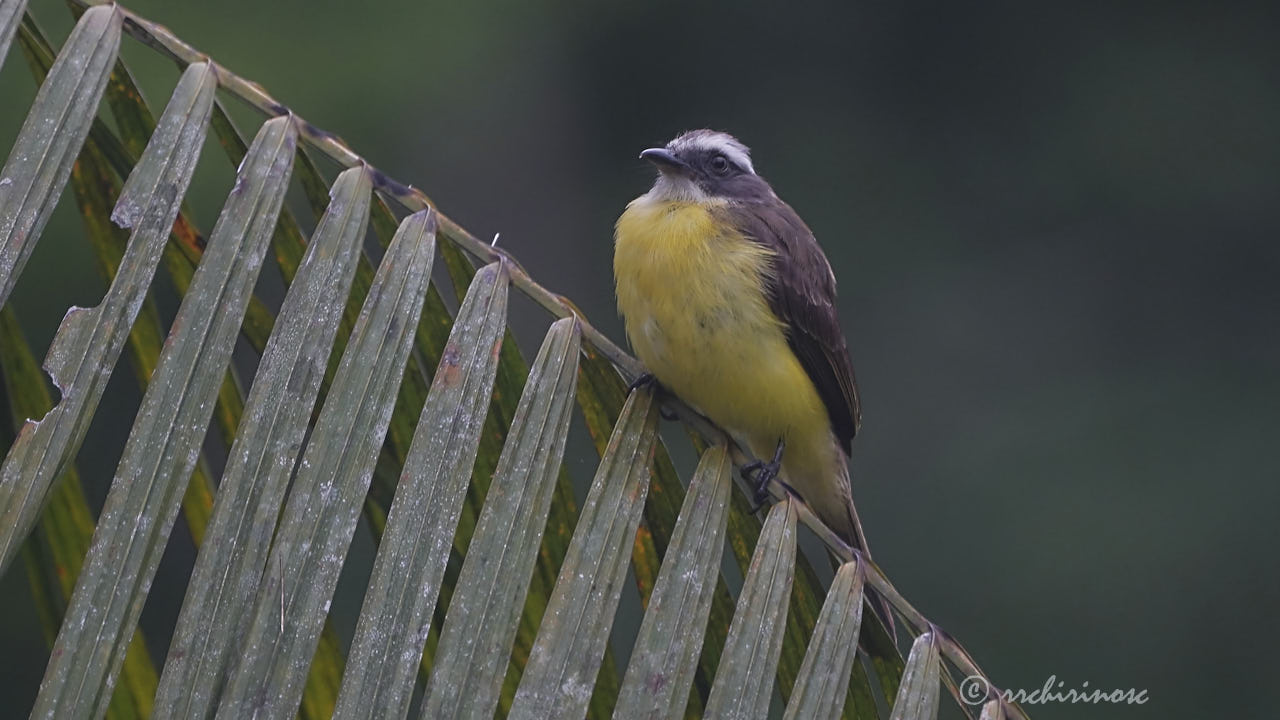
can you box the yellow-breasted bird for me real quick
[614,129,874,560]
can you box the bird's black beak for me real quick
[640,148,690,175]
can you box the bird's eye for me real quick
[709,154,731,175]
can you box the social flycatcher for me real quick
[614,129,873,559]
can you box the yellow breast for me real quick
[613,196,831,473]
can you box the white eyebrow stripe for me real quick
[670,131,756,174]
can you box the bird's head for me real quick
[639,129,775,203]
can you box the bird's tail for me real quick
[832,461,898,641]
[755,434,898,639]
[841,488,873,561]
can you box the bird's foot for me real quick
[743,439,786,513]
[626,372,677,420]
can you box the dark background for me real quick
[2,1,1277,718]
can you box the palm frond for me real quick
[154,138,374,720]
[510,389,659,720]
[0,3,117,306]
[0,2,1030,719]
[705,498,799,717]
[0,307,160,720]
[889,632,942,720]
[783,560,866,719]
[40,105,290,720]
[615,444,731,719]
[215,169,412,719]
[336,254,511,720]
[0,0,25,73]
[28,60,216,719]
[419,317,580,720]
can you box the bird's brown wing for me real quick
[720,201,861,453]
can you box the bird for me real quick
[614,129,874,560]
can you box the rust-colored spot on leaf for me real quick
[171,214,206,251]
[634,524,652,546]
[437,344,462,386]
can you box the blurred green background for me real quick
[1,1,1277,718]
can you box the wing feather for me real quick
[719,201,861,452]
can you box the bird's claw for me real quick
[627,371,659,394]
[743,439,786,513]
[742,459,781,512]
